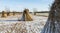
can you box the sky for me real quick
[0,0,54,12]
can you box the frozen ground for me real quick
[0,15,48,33]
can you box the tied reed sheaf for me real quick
[42,0,60,33]
[1,11,7,17]
[20,9,33,21]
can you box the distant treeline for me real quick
[0,11,49,14]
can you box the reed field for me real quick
[0,12,48,33]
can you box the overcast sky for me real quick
[0,0,54,12]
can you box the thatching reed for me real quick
[13,11,16,16]
[42,0,60,33]
[7,12,10,16]
[1,11,7,17]
[20,9,33,21]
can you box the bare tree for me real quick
[33,8,37,15]
[5,7,10,16]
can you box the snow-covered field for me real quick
[0,15,48,33]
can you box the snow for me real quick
[0,15,48,33]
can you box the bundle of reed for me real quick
[20,9,33,21]
[1,11,7,17]
[42,0,60,33]
[7,12,10,16]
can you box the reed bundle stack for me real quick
[13,11,15,16]
[42,0,60,33]
[1,11,7,17]
[20,9,33,21]
[7,12,10,16]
